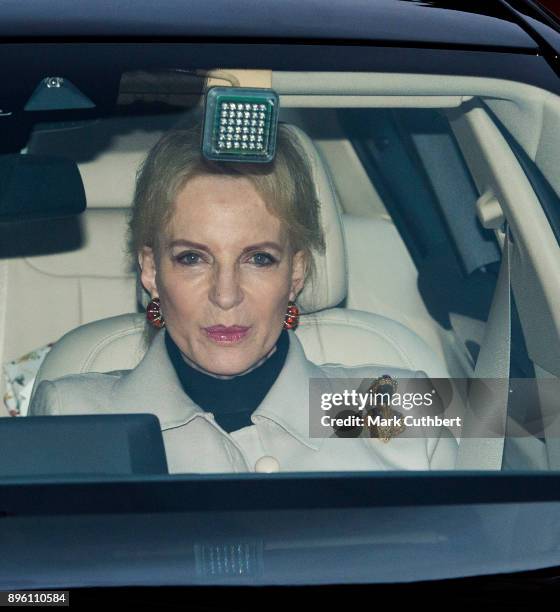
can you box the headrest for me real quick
[29,118,348,312]
[282,124,347,312]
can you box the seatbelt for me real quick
[455,226,511,470]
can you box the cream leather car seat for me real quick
[31,124,450,398]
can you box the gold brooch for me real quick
[366,374,406,443]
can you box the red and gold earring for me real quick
[146,297,165,328]
[283,301,300,330]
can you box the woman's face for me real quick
[139,174,306,376]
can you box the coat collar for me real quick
[250,330,328,451]
[112,328,327,451]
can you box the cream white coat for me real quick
[29,329,458,473]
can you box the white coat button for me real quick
[254,456,280,473]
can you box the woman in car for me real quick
[29,123,457,473]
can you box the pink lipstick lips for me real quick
[204,325,251,344]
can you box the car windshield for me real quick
[3,57,558,471]
[1,35,560,589]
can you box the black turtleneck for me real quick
[165,328,289,433]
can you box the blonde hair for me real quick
[128,121,326,344]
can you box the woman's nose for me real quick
[208,265,244,310]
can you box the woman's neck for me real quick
[178,344,278,380]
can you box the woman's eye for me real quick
[177,252,202,265]
[250,252,276,267]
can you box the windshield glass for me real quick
[1,52,559,481]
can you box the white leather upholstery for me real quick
[342,214,448,362]
[297,309,448,377]
[1,209,137,365]
[34,307,448,394]
[35,314,147,384]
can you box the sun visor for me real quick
[0,154,86,221]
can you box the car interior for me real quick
[1,68,560,472]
